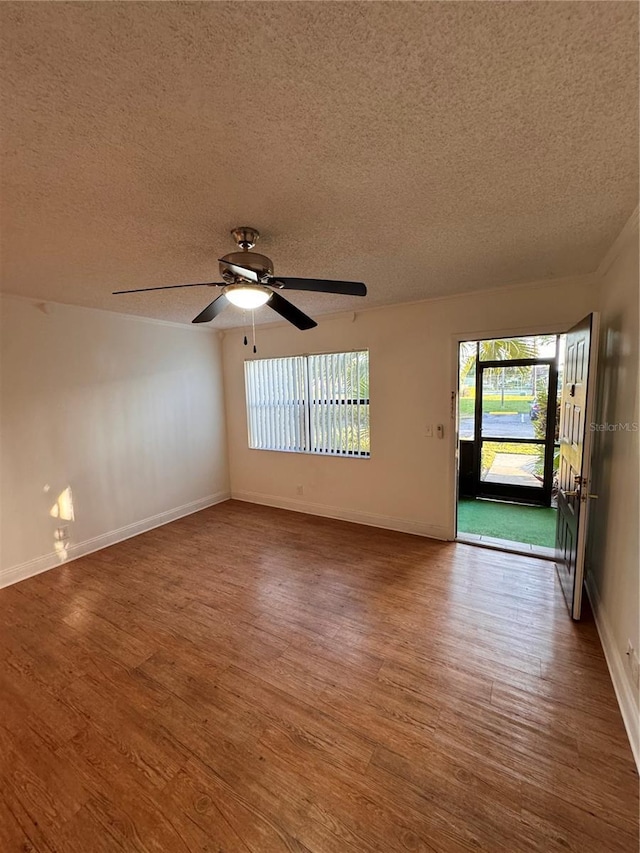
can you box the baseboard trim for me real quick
[231,490,451,541]
[585,573,639,771]
[0,491,231,590]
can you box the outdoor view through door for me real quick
[457,334,562,554]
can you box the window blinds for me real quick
[244,351,370,457]
[244,356,307,453]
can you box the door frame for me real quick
[448,322,570,542]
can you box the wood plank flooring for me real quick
[1,500,637,852]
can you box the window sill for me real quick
[249,447,370,459]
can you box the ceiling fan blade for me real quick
[271,278,367,297]
[217,259,261,283]
[267,291,317,330]
[112,282,224,295]
[192,294,229,324]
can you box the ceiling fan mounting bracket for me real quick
[231,226,260,251]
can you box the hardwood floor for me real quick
[0,500,637,852]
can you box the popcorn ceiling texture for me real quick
[1,1,637,328]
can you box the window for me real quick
[245,350,370,457]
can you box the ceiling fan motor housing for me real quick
[219,251,274,284]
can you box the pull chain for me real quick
[243,309,248,346]
[252,309,257,354]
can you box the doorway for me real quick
[456,333,563,556]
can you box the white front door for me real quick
[555,313,600,620]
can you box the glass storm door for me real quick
[475,354,559,506]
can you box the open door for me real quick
[555,313,599,620]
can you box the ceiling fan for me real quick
[113,227,367,330]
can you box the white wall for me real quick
[586,212,639,765]
[222,275,599,538]
[0,297,229,586]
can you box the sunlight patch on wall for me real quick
[49,486,75,521]
[44,484,75,562]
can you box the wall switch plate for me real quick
[425,425,433,438]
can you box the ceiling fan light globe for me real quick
[223,284,271,310]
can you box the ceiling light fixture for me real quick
[223,284,271,310]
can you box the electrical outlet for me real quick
[296,485,304,496]
[54,525,69,542]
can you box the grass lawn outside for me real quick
[459,394,534,417]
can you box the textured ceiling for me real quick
[1,2,638,329]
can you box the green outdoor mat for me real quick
[457,498,556,548]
